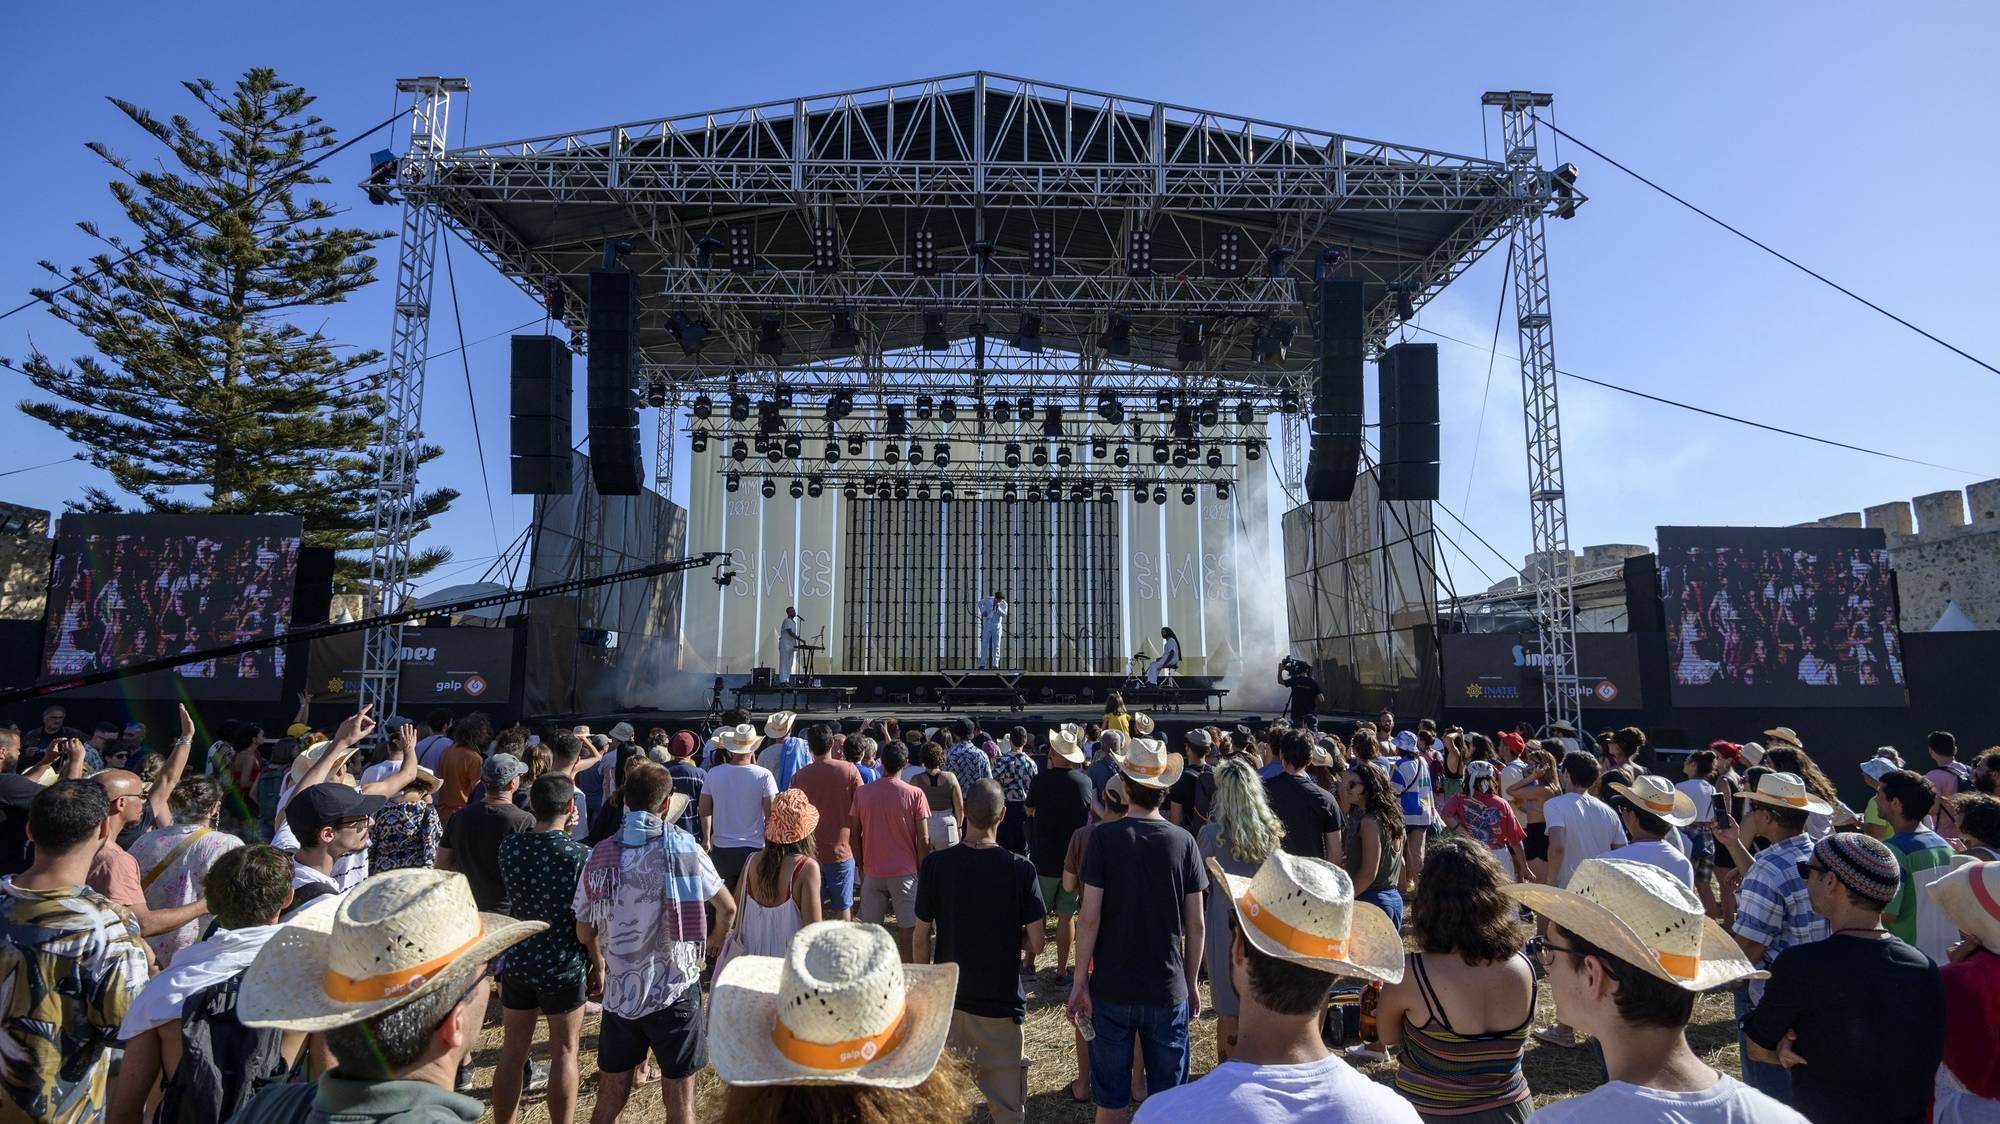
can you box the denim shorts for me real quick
[1088,998,1190,1109]
[821,857,856,912]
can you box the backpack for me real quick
[158,974,292,1124]
[1929,761,1973,836]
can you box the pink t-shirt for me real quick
[86,838,145,910]
[850,777,930,878]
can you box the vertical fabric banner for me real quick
[1162,481,1205,672]
[717,437,763,675]
[757,489,800,668]
[1199,449,1242,677]
[682,438,725,671]
[795,481,838,673]
[1126,474,1166,672]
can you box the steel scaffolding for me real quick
[358,77,467,728]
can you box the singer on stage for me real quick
[977,590,1008,668]
[777,605,802,683]
[1147,625,1182,684]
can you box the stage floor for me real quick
[547,702,1376,741]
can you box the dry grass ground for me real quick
[468,923,1742,1122]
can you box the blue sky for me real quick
[4,0,1997,599]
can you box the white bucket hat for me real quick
[1610,774,1698,827]
[1506,857,1765,991]
[1739,741,1767,767]
[765,711,797,739]
[237,869,545,1032]
[1207,851,1404,985]
[1047,727,1085,766]
[607,721,637,743]
[1114,737,1184,790]
[720,723,763,756]
[1743,771,1833,817]
[709,921,958,1088]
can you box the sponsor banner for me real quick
[1444,632,1645,711]
[307,626,516,706]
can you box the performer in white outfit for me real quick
[1147,625,1182,685]
[978,590,1008,668]
[777,606,802,683]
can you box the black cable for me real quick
[1412,324,1987,478]
[442,238,501,553]
[1536,115,2000,381]
[1462,240,1514,508]
[1,109,405,324]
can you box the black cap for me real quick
[285,783,385,841]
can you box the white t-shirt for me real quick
[1529,1074,1808,1123]
[1676,779,1716,823]
[359,759,401,786]
[1543,792,1627,888]
[1604,839,1696,889]
[703,761,777,849]
[272,820,370,890]
[291,861,341,892]
[1133,1053,1420,1123]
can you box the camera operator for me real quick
[1277,656,1321,729]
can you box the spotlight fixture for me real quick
[1132,484,1149,506]
[1101,311,1133,357]
[1253,318,1298,364]
[1199,398,1220,428]
[1126,227,1153,276]
[940,483,955,503]
[1091,437,1107,459]
[971,240,996,275]
[921,310,949,351]
[1152,440,1170,465]
[938,397,957,423]
[1099,484,1115,504]
[994,400,1012,424]
[364,150,400,206]
[1016,395,1034,422]
[695,233,725,270]
[760,478,777,499]
[1181,486,1196,506]
[1177,321,1205,365]
[1216,481,1231,500]
[807,477,824,498]
[1315,246,1347,281]
[1206,446,1224,469]
[847,436,863,456]
[789,478,805,499]
[1551,162,1580,220]
[1114,443,1131,467]
[1004,442,1023,468]
[842,482,858,500]
[1246,438,1263,461]
[933,443,951,467]
[911,228,937,276]
[1032,445,1049,467]
[864,477,879,497]
[1394,286,1417,321]
[824,441,841,463]
[1152,485,1168,505]
[1041,404,1064,438]
[1212,229,1242,277]
[1027,483,1043,504]
[691,428,709,453]
[894,481,909,500]
[1265,244,1297,278]
[828,310,860,351]
[826,389,854,421]
[757,314,785,357]
[1170,446,1188,468]
[906,440,921,464]
[730,439,748,463]
[1056,443,1073,467]
[725,472,740,493]
[730,225,755,274]
[783,434,802,459]
[643,385,664,412]
[1236,401,1255,426]
[692,394,714,420]
[1029,228,1055,276]
[729,394,750,422]
[915,394,933,420]
[1096,392,1123,424]
[1011,311,1043,352]
[812,223,840,273]
[1279,388,1300,414]
[1003,482,1018,505]
[1156,393,1176,415]
[884,444,901,465]
[915,481,931,501]
[757,398,782,434]
[668,311,708,356]
[765,443,783,464]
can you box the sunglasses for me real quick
[1795,861,1827,882]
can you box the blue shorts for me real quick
[821,858,856,912]
[1088,998,1190,1109]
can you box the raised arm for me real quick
[359,722,421,797]
[148,705,197,827]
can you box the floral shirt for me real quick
[126,823,243,967]
[369,799,442,873]
[499,829,591,988]
[0,878,149,1124]
[994,750,1039,803]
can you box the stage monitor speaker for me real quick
[587,270,644,495]
[1378,342,1440,501]
[1306,278,1366,502]
[510,335,573,495]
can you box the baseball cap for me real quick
[285,784,385,840]
[481,754,528,786]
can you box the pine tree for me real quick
[13,68,456,588]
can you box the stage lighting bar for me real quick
[1030,229,1055,276]
[1126,227,1153,277]
[730,225,755,273]
[1213,230,1242,277]
[813,224,840,273]
[911,228,937,276]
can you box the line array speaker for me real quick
[1305,279,1365,501]
[587,270,643,495]
[509,334,572,495]
[1377,342,1440,500]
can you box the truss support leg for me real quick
[1492,92,1580,733]
[359,77,467,727]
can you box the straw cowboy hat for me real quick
[710,921,959,1088]
[1130,711,1156,736]
[1114,737,1184,790]
[1743,771,1833,817]
[1610,774,1698,828]
[765,711,798,739]
[1047,727,1085,766]
[719,723,763,756]
[1930,861,2000,952]
[402,765,443,793]
[237,868,545,1032]
[1506,857,1765,991]
[1205,851,1404,985]
[1549,719,1577,735]
[287,739,338,783]
[1762,726,1803,749]
[659,791,692,827]
[1308,743,1336,769]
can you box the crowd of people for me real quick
[1663,543,1905,690]
[0,695,1995,1123]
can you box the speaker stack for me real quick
[1304,279,1365,502]
[509,335,572,495]
[1377,342,1440,501]
[587,270,644,495]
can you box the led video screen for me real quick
[1659,525,1905,708]
[39,514,303,700]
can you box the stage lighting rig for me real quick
[826,389,854,421]
[1181,486,1196,506]
[789,479,805,499]
[807,478,824,498]
[824,440,841,463]
[843,482,859,500]
[885,443,901,465]
[1114,444,1131,467]
[1206,446,1224,469]
[1216,481,1231,500]
[1101,311,1133,357]
[907,440,922,463]
[971,240,996,274]
[1056,444,1073,467]
[1126,228,1153,277]
[916,481,932,501]
[1171,445,1188,468]
[1152,484,1168,505]
[783,434,802,459]
[730,394,751,422]
[813,224,840,273]
[994,399,1012,424]
[1394,286,1417,321]
[1246,438,1263,461]
[1099,484,1115,504]
[864,477,880,497]
[730,225,755,273]
[1266,245,1297,278]
[757,399,782,434]
[1032,445,1048,467]
[757,315,785,358]
[645,383,668,408]
[933,443,951,467]
[1016,395,1035,422]
[1551,163,1580,219]
[713,563,739,588]
[1091,436,1107,460]
[1152,440,1170,465]
[765,444,783,464]
[1003,482,1018,505]
[1279,388,1300,414]
[847,435,864,456]
[1199,399,1220,428]
[1041,404,1064,437]
[760,479,777,498]
[1253,319,1298,364]
[1155,393,1175,415]
[1096,392,1123,424]
[730,440,748,463]
[911,228,937,276]
[692,429,709,453]
[1236,401,1255,426]
[915,394,934,420]
[693,394,714,420]
[1004,442,1023,468]
[1030,229,1055,276]
[939,398,958,423]
[725,472,741,492]
[941,482,956,503]
[887,404,908,435]
[1027,482,1043,504]
[1212,230,1242,277]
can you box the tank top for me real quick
[737,855,808,959]
[1344,815,1402,893]
[912,771,955,818]
[1394,951,1535,1114]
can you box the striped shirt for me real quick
[1733,833,1829,1003]
[1393,951,1533,1116]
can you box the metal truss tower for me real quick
[359,77,468,727]
[1485,91,1579,732]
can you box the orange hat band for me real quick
[1122,757,1167,776]
[1655,949,1699,981]
[1639,796,1677,814]
[1239,889,1349,961]
[323,927,485,1002]
[772,1004,910,1071]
